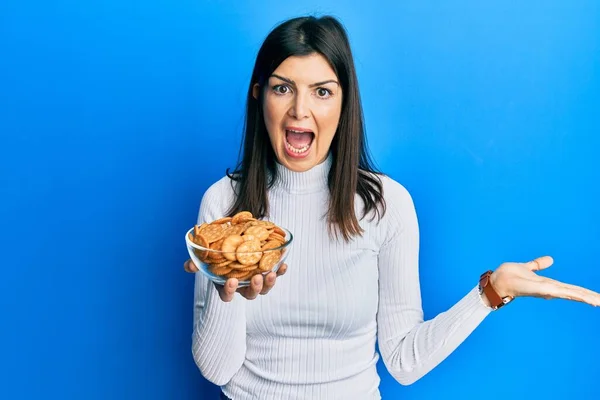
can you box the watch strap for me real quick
[479,270,513,310]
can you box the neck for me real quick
[272,153,332,194]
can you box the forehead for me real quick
[272,53,338,82]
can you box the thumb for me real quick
[527,255,554,271]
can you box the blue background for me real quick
[1,0,599,399]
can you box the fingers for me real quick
[261,272,277,295]
[216,279,239,302]
[540,279,600,307]
[184,259,199,273]
[259,263,287,295]
[216,264,289,301]
[527,256,554,271]
[277,263,288,277]
[241,274,264,300]
[523,256,600,306]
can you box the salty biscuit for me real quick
[225,269,258,279]
[193,233,210,262]
[250,220,275,228]
[221,235,245,261]
[236,240,262,265]
[211,217,232,225]
[232,211,254,224]
[210,265,234,275]
[194,224,204,237]
[259,250,281,271]
[239,270,262,281]
[226,261,247,270]
[273,226,286,238]
[237,263,258,272]
[223,224,246,237]
[261,240,283,251]
[244,226,270,241]
[201,224,225,243]
[208,239,226,261]
[268,233,285,243]
[210,259,233,268]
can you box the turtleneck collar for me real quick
[272,152,332,194]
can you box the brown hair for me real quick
[226,15,386,242]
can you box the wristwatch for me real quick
[479,270,514,310]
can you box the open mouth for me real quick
[284,128,314,157]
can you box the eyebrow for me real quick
[270,74,339,88]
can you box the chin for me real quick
[277,149,316,172]
[283,159,313,173]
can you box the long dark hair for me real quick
[226,15,386,242]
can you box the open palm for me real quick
[492,256,600,306]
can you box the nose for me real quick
[288,92,310,119]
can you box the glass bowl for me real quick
[185,225,293,287]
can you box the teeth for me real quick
[285,139,310,154]
[285,129,313,154]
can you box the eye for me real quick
[316,87,332,99]
[272,84,291,95]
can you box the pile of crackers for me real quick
[189,211,288,281]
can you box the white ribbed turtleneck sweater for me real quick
[192,155,492,399]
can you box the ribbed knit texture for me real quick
[192,154,492,399]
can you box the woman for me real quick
[184,15,600,399]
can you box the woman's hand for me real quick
[183,259,288,302]
[486,256,600,307]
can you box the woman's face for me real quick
[254,53,343,172]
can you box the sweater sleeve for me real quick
[191,178,247,386]
[376,179,492,385]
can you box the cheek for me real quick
[315,104,342,145]
[262,105,279,144]
[263,98,285,141]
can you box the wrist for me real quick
[489,270,510,298]
[479,270,513,310]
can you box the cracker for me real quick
[210,259,233,268]
[236,240,262,265]
[239,270,262,281]
[211,217,232,224]
[268,233,285,243]
[273,226,286,237]
[226,261,247,270]
[201,224,225,243]
[238,263,258,272]
[225,269,257,279]
[242,234,258,242]
[244,226,270,241]
[221,235,245,261]
[232,211,254,224]
[261,240,283,251]
[223,224,245,237]
[250,220,275,228]
[259,250,281,271]
[210,265,233,275]
[194,233,210,261]
[208,239,225,261]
